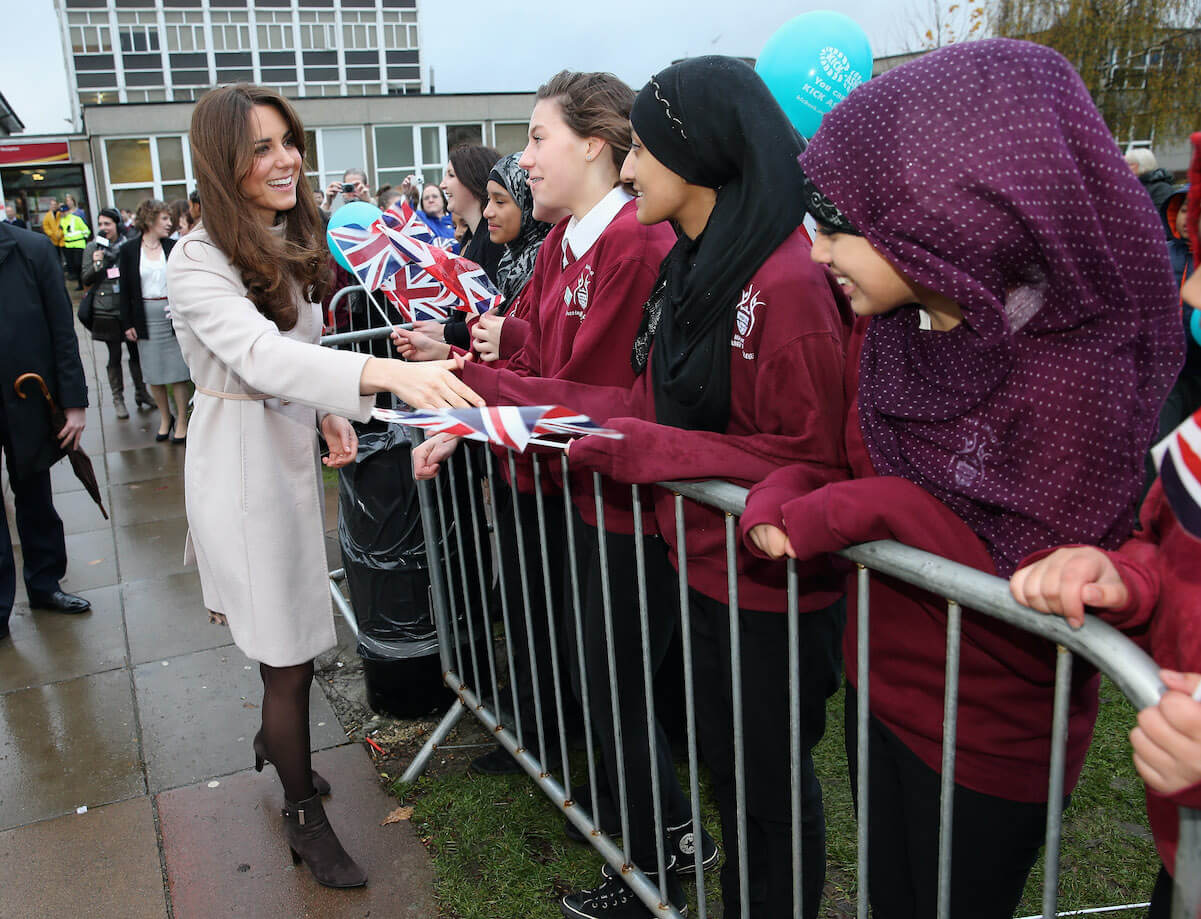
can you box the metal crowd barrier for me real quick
[318,320,1201,919]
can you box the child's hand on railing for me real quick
[1131,669,1201,795]
[1008,546,1129,629]
[392,327,451,362]
[412,432,461,479]
[747,523,795,559]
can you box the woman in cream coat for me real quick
[168,83,481,890]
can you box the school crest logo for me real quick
[731,284,763,359]
[564,265,595,319]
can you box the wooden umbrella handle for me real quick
[14,373,56,411]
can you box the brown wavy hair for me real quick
[133,198,168,233]
[536,71,635,181]
[188,84,329,330]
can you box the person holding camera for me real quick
[81,208,153,419]
[321,168,373,213]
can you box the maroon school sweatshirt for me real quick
[462,230,851,611]
[741,319,1103,802]
[459,200,675,531]
[1020,479,1201,877]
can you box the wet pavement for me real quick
[0,315,435,918]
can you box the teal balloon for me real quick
[756,11,873,139]
[326,201,382,274]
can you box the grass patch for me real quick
[394,677,1158,917]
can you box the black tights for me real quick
[259,660,316,802]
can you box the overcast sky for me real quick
[2,0,914,137]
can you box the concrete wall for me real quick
[82,92,537,137]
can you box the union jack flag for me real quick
[328,199,504,317]
[372,405,622,453]
[1153,406,1201,539]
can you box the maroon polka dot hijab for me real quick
[799,39,1183,575]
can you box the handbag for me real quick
[77,285,96,331]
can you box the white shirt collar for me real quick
[562,186,633,266]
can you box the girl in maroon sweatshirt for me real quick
[413,73,678,811]
[419,56,852,919]
[742,39,1182,919]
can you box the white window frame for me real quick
[102,133,195,208]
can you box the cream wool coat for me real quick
[167,224,373,667]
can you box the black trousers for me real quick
[63,247,83,286]
[845,689,1056,919]
[492,483,579,764]
[0,416,68,629]
[1147,863,1173,918]
[571,514,691,866]
[690,590,844,919]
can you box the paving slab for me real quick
[0,668,143,830]
[158,743,435,919]
[124,570,232,665]
[50,452,109,495]
[0,796,167,919]
[134,645,346,794]
[108,475,187,527]
[103,414,176,455]
[114,516,192,582]
[105,445,184,486]
[44,485,114,537]
[0,585,126,693]
[52,528,120,594]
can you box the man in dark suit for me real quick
[0,221,92,642]
[3,204,27,229]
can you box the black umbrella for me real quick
[14,372,108,520]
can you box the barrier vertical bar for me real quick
[531,454,572,784]
[462,447,501,713]
[561,454,600,826]
[484,449,523,741]
[856,564,870,919]
[595,471,633,864]
[725,513,751,919]
[405,429,453,675]
[631,484,670,901]
[787,559,804,918]
[1175,808,1201,919]
[674,494,708,918]
[936,600,962,919]
[508,452,548,762]
[445,453,483,701]
[1042,646,1073,918]
[433,470,465,683]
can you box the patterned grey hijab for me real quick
[489,153,552,312]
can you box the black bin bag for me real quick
[337,422,491,718]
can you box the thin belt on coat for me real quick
[194,385,271,401]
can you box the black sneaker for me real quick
[667,821,719,876]
[559,867,687,918]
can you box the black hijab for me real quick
[630,55,807,432]
[489,152,553,312]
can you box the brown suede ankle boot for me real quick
[281,793,367,888]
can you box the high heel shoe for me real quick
[282,793,367,888]
[155,414,175,442]
[253,730,332,796]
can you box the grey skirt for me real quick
[140,298,190,385]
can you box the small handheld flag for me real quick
[372,405,622,453]
[1152,406,1201,540]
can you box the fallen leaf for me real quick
[381,806,413,825]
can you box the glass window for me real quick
[112,186,154,212]
[162,183,188,203]
[157,137,186,181]
[420,126,439,160]
[106,138,154,184]
[319,127,366,187]
[493,122,529,155]
[446,124,483,150]
[374,126,415,171]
